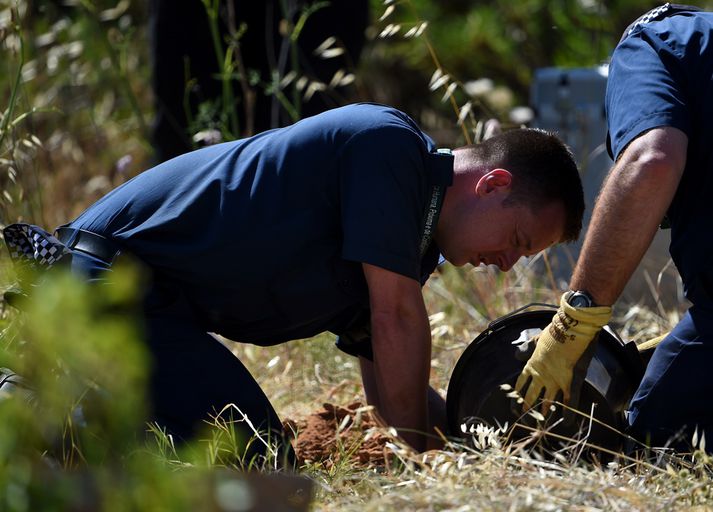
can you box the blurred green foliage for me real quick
[0,264,146,507]
[0,263,306,509]
[364,0,713,143]
[374,0,665,96]
[4,0,713,224]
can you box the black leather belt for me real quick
[55,227,121,264]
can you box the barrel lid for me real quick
[446,305,645,452]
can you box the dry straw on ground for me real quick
[229,262,709,511]
[299,414,713,511]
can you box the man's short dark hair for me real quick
[458,128,584,243]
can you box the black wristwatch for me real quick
[567,290,596,308]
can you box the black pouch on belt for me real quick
[335,308,373,361]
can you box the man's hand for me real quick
[516,292,612,412]
[360,358,447,450]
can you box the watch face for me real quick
[568,292,592,308]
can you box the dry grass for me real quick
[222,258,705,511]
[310,442,713,511]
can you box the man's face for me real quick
[437,170,566,271]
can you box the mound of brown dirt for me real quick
[288,402,392,468]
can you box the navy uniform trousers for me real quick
[68,248,294,466]
[628,305,713,449]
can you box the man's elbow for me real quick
[617,127,687,182]
[634,147,684,178]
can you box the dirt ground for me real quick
[288,401,393,468]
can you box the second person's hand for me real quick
[515,292,612,414]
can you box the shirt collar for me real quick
[426,148,455,186]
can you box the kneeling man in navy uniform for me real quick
[5,103,583,461]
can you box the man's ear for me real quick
[474,168,513,196]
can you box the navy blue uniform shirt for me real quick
[605,5,713,306]
[69,103,454,344]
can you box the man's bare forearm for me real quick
[570,127,687,305]
[361,262,433,451]
[370,307,431,451]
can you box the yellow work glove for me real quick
[516,292,612,412]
